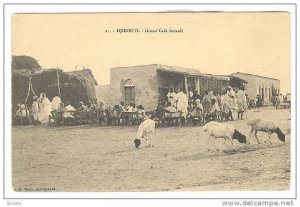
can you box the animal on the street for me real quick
[247,118,285,144]
[134,138,141,148]
[203,121,247,151]
[134,117,156,148]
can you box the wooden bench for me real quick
[163,111,180,126]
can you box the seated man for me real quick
[188,99,203,125]
[110,105,123,125]
[78,101,88,111]
[206,99,221,121]
[64,103,76,125]
[14,103,26,125]
[119,101,126,112]
[125,102,138,125]
[165,102,177,113]
[154,102,166,122]
[56,102,65,125]
[189,99,203,117]
[15,103,29,125]
[127,102,137,112]
[20,104,30,125]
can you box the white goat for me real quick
[247,118,285,144]
[203,121,247,151]
[134,118,156,148]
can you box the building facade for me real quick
[230,72,280,104]
[97,64,229,111]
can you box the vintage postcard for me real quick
[9,10,293,197]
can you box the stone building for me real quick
[97,64,229,111]
[230,72,280,104]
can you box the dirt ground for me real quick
[12,108,291,192]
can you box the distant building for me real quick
[97,65,279,110]
[97,64,230,111]
[230,72,280,104]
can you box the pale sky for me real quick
[12,12,291,93]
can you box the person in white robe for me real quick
[167,88,178,107]
[220,90,230,121]
[38,93,52,124]
[176,88,188,125]
[63,104,75,125]
[189,99,203,118]
[236,87,247,120]
[225,86,236,121]
[51,96,62,111]
[205,99,221,121]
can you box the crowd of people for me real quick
[247,93,291,110]
[13,87,290,127]
[271,93,291,109]
[13,93,77,126]
[157,86,248,125]
[14,93,53,126]
[13,93,149,126]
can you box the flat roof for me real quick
[112,64,229,80]
[111,64,202,76]
[199,73,229,80]
[112,64,275,82]
[155,64,201,76]
[231,72,279,81]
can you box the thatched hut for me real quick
[66,69,98,107]
[12,68,98,110]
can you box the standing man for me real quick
[176,87,189,125]
[226,86,236,121]
[187,87,194,107]
[32,96,39,126]
[236,86,247,120]
[38,93,52,124]
[187,87,194,100]
[167,88,178,107]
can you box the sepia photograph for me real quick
[4,4,296,204]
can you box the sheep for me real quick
[247,118,285,144]
[203,121,247,151]
[134,117,156,148]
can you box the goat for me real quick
[134,118,156,148]
[203,121,247,151]
[247,118,285,144]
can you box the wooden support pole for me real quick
[56,67,61,98]
[184,76,188,94]
[197,78,200,94]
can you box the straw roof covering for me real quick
[67,69,98,106]
[12,68,98,108]
[12,55,41,70]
